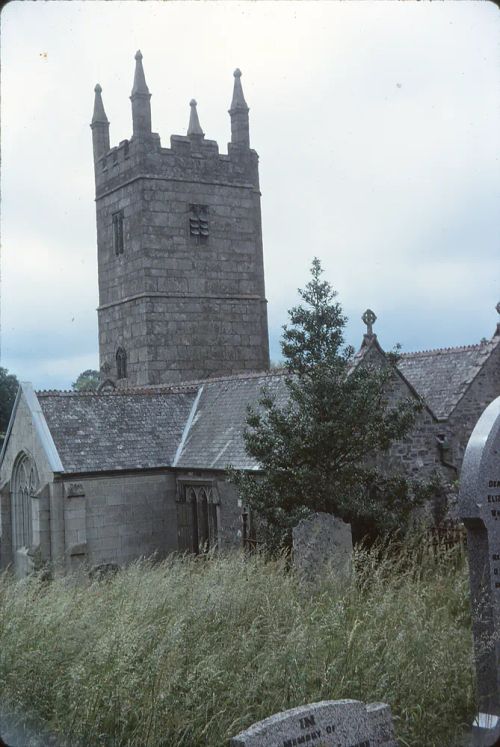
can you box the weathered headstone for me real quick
[230,699,397,747]
[293,513,353,583]
[459,395,500,746]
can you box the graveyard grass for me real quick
[0,535,474,747]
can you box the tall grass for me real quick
[0,535,474,747]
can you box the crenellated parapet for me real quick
[92,54,259,198]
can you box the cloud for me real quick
[1,0,499,390]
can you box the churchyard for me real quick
[5,392,500,746]
[0,529,474,747]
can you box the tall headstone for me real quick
[230,699,398,747]
[459,395,500,746]
[293,513,353,583]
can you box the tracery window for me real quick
[177,484,218,554]
[116,347,127,379]
[11,453,38,551]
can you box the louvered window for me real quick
[189,204,209,241]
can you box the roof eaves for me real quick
[23,383,65,473]
[446,334,500,419]
[353,334,437,420]
[0,384,23,468]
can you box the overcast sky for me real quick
[1,0,499,390]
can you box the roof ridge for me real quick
[35,369,281,397]
[146,368,285,388]
[399,342,487,358]
[36,384,199,397]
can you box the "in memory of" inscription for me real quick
[281,714,370,747]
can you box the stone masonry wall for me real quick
[95,134,269,385]
[0,393,54,489]
[0,392,54,573]
[61,471,178,570]
[360,342,445,482]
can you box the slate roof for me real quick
[174,371,289,470]
[397,336,500,420]
[37,388,197,473]
[29,329,499,474]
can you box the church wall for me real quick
[358,342,445,482]
[216,478,246,549]
[61,471,179,570]
[0,393,54,489]
[0,392,54,574]
[173,470,244,551]
[0,480,12,570]
[448,343,500,472]
[386,404,443,480]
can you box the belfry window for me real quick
[116,347,127,379]
[11,453,38,551]
[189,204,209,242]
[176,484,218,554]
[112,211,124,255]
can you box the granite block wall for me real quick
[449,343,500,470]
[61,471,179,569]
[95,133,269,385]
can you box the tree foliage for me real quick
[72,369,100,392]
[0,367,19,438]
[231,258,434,544]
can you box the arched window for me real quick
[176,484,218,554]
[116,347,127,379]
[11,453,38,551]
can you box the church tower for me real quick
[91,52,270,386]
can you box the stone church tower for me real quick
[90,52,270,386]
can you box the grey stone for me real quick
[293,512,353,582]
[230,699,398,747]
[458,395,500,746]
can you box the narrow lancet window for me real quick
[112,211,124,255]
[116,347,127,379]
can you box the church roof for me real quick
[37,389,197,473]
[32,371,290,474]
[22,329,499,474]
[174,371,288,471]
[397,336,499,420]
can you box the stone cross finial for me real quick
[362,309,377,336]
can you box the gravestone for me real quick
[230,699,398,747]
[458,395,500,747]
[293,513,353,583]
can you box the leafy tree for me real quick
[231,258,433,545]
[0,367,19,441]
[72,369,100,392]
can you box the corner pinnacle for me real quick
[131,49,150,96]
[230,67,248,111]
[187,99,205,138]
[91,83,109,125]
